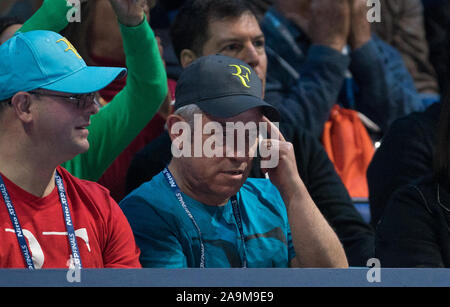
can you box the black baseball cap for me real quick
[174,54,279,121]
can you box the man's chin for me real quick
[72,142,90,157]
[216,181,246,198]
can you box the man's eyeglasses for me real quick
[29,91,99,109]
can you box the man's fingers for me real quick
[260,138,279,152]
[261,116,285,142]
[259,139,280,171]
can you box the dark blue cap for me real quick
[174,54,279,121]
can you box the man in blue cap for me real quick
[120,54,348,268]
[0,29,141,269]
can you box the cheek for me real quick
[197,157,223,172]
[187,158,232,184]
[184,157,219,177]
[258,56,267,80]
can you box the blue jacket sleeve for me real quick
[264,45,350,139]
[350,36,424,133]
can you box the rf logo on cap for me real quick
[56,37,81,59]
[229,64,251,88]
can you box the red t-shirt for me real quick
[0,166,141,269]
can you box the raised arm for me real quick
[262,0,351,139]
[18,0,73,33]
[261,118,348,267]
[61,0,167,181]
[18,0,168,181]
[347,0,423,133]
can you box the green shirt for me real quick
[18,0,168,181]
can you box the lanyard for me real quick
[230,195,248,268]
[0,171,82,270]
[162,167,248,268]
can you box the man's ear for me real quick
[166,114,190,142]
[180,49,198,68]
[10,92,33,124]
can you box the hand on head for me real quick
[347,0,372,49]
[278,0,371,51]
[259,116,302,195]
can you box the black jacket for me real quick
[367,102,441,226]
[376,175,450,267]
[126,123,375,266]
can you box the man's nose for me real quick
[243,43,260,70]
[86,99,100,116]
[225,139,256,162]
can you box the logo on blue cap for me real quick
[56,38,82,59]
[229,64,251,88]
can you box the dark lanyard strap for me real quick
[54,171,82,269]
[162,167,206,268]
[0,171,82,269]
[230,195,248,268]
[162,167,247,268]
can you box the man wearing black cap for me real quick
[126,0,374,267]
[120,55,348,268]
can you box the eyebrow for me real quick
[218,34,265,45]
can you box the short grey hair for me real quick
[173,103,203,128]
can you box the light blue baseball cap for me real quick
[0,30,127,101]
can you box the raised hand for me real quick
[259,117,348,267]
[108,0,148,27]
[307,0,351,51]
[348,0,372,50]
[259,117,303,198]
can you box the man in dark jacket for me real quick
[261,0,423,140]
[371,0,439,97]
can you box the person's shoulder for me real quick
[386,102,441,139]
[120,170,185,229]
[58,166,110,197]
[369,34,408,62]
[121,171,173,209]
[57,166,119,217]
[411,101,441,131]
[371,33,396,52]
